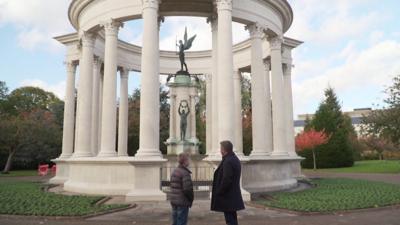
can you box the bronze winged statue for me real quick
[177,27,196,72]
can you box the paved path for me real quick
[1,203,400,225]
[1,173,400,225]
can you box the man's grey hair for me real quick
[178,152,190,165]
[220,140,233,153]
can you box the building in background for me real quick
[294,108,372,136]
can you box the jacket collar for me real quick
[178,165,192,174]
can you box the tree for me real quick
[0,86,63,172]
[295,129,330,170]
[241,74,252,155]
[7,86,62,116]
[360,136,397,160]
[1,109,61,173]
[362,75,400,146]
[0,81,9,115]
[127,88,141,156]
[299,87,355,168]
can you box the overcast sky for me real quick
[0,0,399,118]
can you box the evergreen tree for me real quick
[298,87,355,168]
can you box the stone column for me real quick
[208,16,220,157]
[270,36,289,157]
[135,0,162,159]
[168,91,177,142]
[205,73,212,154]
[283,62,297,156]
[233,70,244,157]
[190,92,198,142]
[126,0,166,202]
[98,20,122,157]
[73,32,95,158]
[60,61,77,158]
[98,67,104,149]
[247,23,269,158]
[118,68,129,156]
[216,0,235,147]
[91,56,101,156]
[264,60,273,154]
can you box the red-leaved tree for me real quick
[296,129,330,170]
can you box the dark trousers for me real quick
[224,211,238,225]
[172,205,189,225]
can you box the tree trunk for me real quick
[2,149,16,174]
[312,149,317,170]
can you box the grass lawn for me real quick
[304,160,400,173]
[0,170,38,177]
[258,178,400,212]
[0,180,128,216]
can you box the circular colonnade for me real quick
[51,0,303,202]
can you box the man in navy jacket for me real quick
[211,140,245,225]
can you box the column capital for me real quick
[102,20,123,37]
[283,63,293,76]
[264,60,271,71]
[233,70,241,80]
[246,23,265,40]
[119,68,130,79]
[93,56,102,67]
[215,0,232,11]
[205,73,213,83]
[64,61,77,73]
[80,31,96,48]
[269,36,284,50]
[142,0,161,10]
[207,14,218,30]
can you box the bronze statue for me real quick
[177,27,196,72]
[178,100,190,141]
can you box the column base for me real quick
[249,150,272,160]
[72,152,93,158]
[97,151,117,157]
[270,151,290,157]
[135,148,163,159]
[49,158,70,185]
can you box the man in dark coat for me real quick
[169,152,194,225]
[211,140,245,225]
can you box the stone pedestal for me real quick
[125,159,167,202]
[166,73,200,155]
[49,159,70,184]
[242,157,303,193]
[60,157,166,201]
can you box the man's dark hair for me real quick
[220,140,233,153]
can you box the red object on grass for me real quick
[50,165,57,175]
[38,164,49,176]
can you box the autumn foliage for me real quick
[296,129,330,151]
[296,129,330,170]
